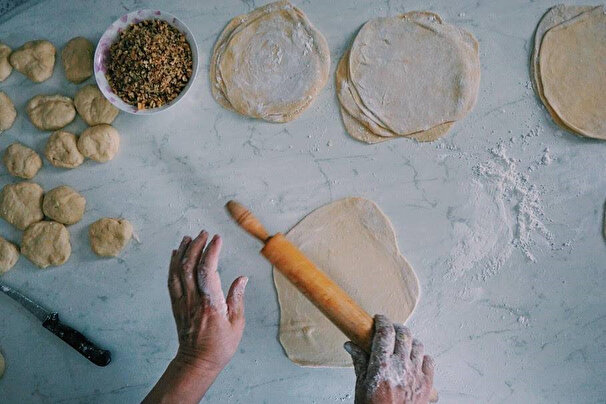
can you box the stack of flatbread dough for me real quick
[210,1,330,123]
[531,5,606,140]
[337,12,481,144]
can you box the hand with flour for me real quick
[344,315,435,404]
[144,231,248,404]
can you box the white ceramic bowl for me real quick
[94,9,198,115]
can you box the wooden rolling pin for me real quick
[226,200,439,402]
[225,200,374,351]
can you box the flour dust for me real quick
[448,142,553,279]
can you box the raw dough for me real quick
[0,236,19,274]
[3,143,42,179]
[89,218,133,257]
[539,6,606,140]
[74,84,119,126]
[9,40,55,82]
[21,221,71,268]
[26,94,76,130]
[530,5,595,132]
[61,37,93,83]
[0,43,12,81]
[274,197,419,367]
[42,185,86,225]
[336,49,454,143]
[45,131,84,168]
[77,124,120,162]
[336,12,478,143]
[348,13,480,135]
[0,92,17,132]
[0,182,44,230]
[210,1,330,122]
[0,351,4,378]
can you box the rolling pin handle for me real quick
[225,200,270,243]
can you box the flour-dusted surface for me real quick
[0,1,604,403]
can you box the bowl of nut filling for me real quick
[94,10,198,114]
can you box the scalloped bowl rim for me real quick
[94,9,199,115]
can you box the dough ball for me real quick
[0,182,44,230]
[3,143,42,179]
[26,94,76,131]
[0,351,4,378]
[9,40,55,83]
[42,185,85,225]
[74,84,119,126]
[21,221,70,268]
[0,92,17,132]
[45,131,84,168]
[89,218,133,257]
[0,43,12,81]
[61,37,93,84]
[210,1,330,122]
[0,236,19,274]
[77,124,120,162]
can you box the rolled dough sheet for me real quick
[273,197,419,367]
[530,5,595,132]
[539,6,606,140]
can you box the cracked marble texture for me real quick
[0,0,605,403]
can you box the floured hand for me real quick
[344,315,435,404]
[145,231,249,404]
[170,231,248,372]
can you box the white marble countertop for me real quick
[0,0,604,402]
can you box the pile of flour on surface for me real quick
[448,143,553,279]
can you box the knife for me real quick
[0,282,111,367]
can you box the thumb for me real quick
[344,341,368,378]
[227,276,248,323]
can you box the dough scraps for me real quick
[336,11,479,144]
[210,1,330,122]
[273,197,419,367]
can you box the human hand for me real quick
[344,315,435,404]
[169,231,248,374]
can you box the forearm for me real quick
[143,357,221,404]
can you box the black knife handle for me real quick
[42,313,112,367]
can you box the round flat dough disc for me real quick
[530,5,595,132]
[21,221,71,268]
[539,6,606,140]
[348,14,480,135]
[274,197,419,367]
[336,49,453,143]
[212,1,330,122]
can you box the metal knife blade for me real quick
[0,281,112,367]
[0,282,51,322]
